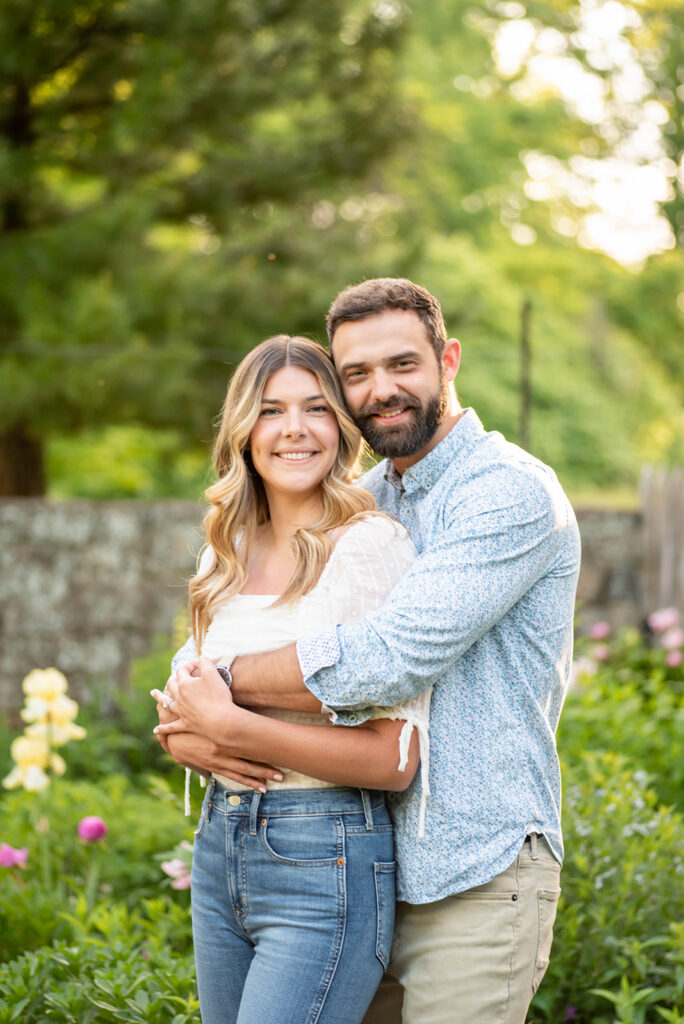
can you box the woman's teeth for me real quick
[277,452,315,460]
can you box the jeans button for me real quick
[229,795,241,806]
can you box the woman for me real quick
[152,335,430,1024]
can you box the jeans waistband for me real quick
[207,780,386,829]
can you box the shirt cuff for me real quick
[296,628,341,683]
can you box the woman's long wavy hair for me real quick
[189,334,376,650]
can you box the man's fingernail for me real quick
[273,773,284,781]
[259,786,267,794]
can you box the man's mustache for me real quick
[358,397,421,419]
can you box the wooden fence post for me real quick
[640,464,684,615]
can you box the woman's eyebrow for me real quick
[261,394,325,404]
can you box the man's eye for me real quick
[396,360,415,369]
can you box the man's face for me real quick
[331,309,451,461]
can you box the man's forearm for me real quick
[230,644,321,712]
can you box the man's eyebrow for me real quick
[261,394,325,404]
[339,350,421,374]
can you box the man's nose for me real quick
[369,369,400,405]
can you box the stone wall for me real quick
[0,499,205,712]
[0,499,644,712]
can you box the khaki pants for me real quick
[362,835,561,1024]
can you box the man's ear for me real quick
[442,338,461,382]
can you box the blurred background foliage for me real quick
[1,0,683,500]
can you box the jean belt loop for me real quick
[207,778,217,822]
[360,788,374,831]
[249,791,262,836]
[530,832,538,860]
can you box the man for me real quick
[165,278,581,1023]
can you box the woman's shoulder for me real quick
[322,514,416,583]
[330,512,411,552]
[197,543,216,574]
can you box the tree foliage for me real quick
[0,0,409,493]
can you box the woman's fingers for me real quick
[155,719,186,736]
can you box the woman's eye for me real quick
[309,405,330,414]
[260,407,280,416]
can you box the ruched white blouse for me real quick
[195,514,432,832]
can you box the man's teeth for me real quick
[277,452,315,460]
[376,409,405,419]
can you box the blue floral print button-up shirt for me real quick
[297,409,580,903]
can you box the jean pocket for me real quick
[258,815,340,867]
[533,888,560,994]
[374,861,396,969]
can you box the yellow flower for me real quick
[22,668,68,702]
[2,735,51,792]
[21,694,86,745]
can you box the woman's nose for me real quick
[282,409,305,436]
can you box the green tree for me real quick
[0,0,408,494]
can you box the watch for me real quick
[216,666,233,688]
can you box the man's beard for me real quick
[355,378,449,459]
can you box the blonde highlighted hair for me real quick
[189,334,375,649]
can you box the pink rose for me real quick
[590,643,610,662]
[648,607,680,633]
[0,843,28,868]
[589,621,611,640]
[665,649,683,668]
[77,816,108,843]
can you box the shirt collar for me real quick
[383,408,485,494]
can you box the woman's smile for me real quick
[249,365,339,498]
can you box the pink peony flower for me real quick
[590,643,610,663]
[161,857,192,889]
[648,607,680,633]
[171,873,192,890]
[661,626,684,651]
[77,816,108,843]
[0,843,28,868]
[589,621,611,640]
[665,649,683,668]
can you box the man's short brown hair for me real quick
[326,278,448,358]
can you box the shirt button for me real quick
[228,795,241,806]
[347,713,358,722]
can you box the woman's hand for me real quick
[153,657,243,745]
[163,731,283,792]
[152,674,182,726]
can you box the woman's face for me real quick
[249,366,340,502]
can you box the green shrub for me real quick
[0,774,193,963]
[530,752,684,1023]
[563,624,684,811]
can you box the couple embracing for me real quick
[152,277,581,1024]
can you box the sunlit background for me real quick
[1,0,682,504]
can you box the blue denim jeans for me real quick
[191,781,396,1024]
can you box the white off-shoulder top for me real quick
[197,515,432,833]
